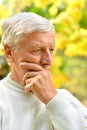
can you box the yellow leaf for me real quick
[49,5,58,16]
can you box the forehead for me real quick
[19,31,55,48]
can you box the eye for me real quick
[31,48,42,55]
[49,48,55,53]
[34,49,41,52]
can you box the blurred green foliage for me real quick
[0,0,87,106]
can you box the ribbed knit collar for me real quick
[3,73,25,92]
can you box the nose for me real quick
[40,50,53,69]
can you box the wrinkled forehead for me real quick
[18,31,55,49]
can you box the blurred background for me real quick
[0,0,87,106]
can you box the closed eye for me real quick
[31,48,42,55]
[34,49,41,52]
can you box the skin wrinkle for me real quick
[1,12,87,130]
[5,30,57,104]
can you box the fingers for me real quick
[20,62,44,85]
[22,71,39,85]
[24,78,36,94]
[20,62,43,71]
[25,83,32,94]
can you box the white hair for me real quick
[2,12,54,48]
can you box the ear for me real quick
[4,44,14,65]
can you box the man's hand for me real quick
[20,62,57,104]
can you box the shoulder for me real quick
[0,78,7,97]
[56,88,87,110]
[0,79,5,90]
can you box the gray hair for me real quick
[2,12,54,48]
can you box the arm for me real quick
[20,62,87,130]
[0,108,1,130]
[46,89,87,130]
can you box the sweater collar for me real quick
[3,73,25,92]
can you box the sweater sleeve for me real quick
[0,109,1,130]
[46,89,87,130]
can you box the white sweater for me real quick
[0,74,87,130]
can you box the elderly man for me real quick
[0,12,87,130]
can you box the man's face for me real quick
[6,31,55,84]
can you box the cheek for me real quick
[20,54,41,64]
